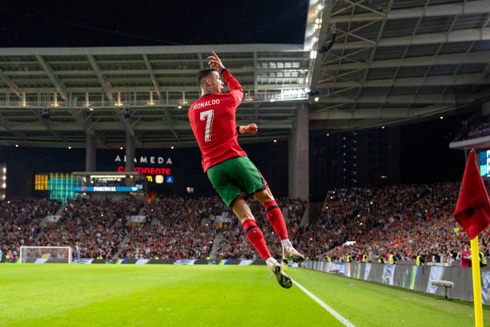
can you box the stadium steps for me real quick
[34,222,47,243]
[209,232,223,260]
[34,211,56,243]
[114,234,131,259]
[305,202,322,227]
[55,204,65,215]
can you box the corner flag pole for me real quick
[461,148,484,327]
[455,148,486,327]
[470,236,484,327]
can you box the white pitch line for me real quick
[292,279,356,327]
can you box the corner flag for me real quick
[454,148,489,327]
[454,149,490,239]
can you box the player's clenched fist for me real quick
[243,123,258,134]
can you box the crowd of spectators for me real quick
[314,182,484,266]
[36,197,145,259]
[120,196,218,260]
[0,198,61,258]
[0,196,226,260]
[453,114,490,142]
[0,181,488,266]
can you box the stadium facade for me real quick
[0,0,488,200]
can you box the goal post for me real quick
[19,246,74,264]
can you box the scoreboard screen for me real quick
[72,185,143,193]
[480,150,490,177]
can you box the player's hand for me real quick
[243,123,258,134]
[207,51,225,72]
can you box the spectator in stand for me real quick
[453,112,490,142]
[479,244,488,267]
[459,243,472,267]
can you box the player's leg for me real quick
[224,157,292,245]
[231,197,272,263]
[254,188,289,240]
[207,158,292,288]
[231,197,292,289]
[225,156,304,263]
[208,161,272,262]
[254,189,305,263]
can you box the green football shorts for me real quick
[207,156,268,208]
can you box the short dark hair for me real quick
[197,69,216,86]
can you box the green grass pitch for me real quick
[0,264,489,327]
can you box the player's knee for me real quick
[237,213,255,224]
[254,189,274,205]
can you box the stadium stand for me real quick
[37,197,145,259]
[120,197,217,260]
[0,199,61,260]
[317,182,474,265]
[1,183,488,266]
[453,113,490,142]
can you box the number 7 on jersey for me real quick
[200,110,214,142]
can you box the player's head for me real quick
[197,69,224,94]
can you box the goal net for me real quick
[19,246,73,264]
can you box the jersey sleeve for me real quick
[222,69,243,106]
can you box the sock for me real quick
[281,239,292,249]
[266,257,276,266]
[242,219,272,261]
[264,200,289,240]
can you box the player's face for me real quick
[210,71,224,93]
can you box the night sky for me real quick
[0,0,309,47]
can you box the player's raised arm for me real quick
[207,51,243,104]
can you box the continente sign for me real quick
[114,154,173,183]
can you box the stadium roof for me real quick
[0,44,309,148]
[0,0,489,148]
[310,0,490,131]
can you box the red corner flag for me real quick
[454,149,490,239]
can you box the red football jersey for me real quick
[188,70,246,172]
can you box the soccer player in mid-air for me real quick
[188,52,304,289]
